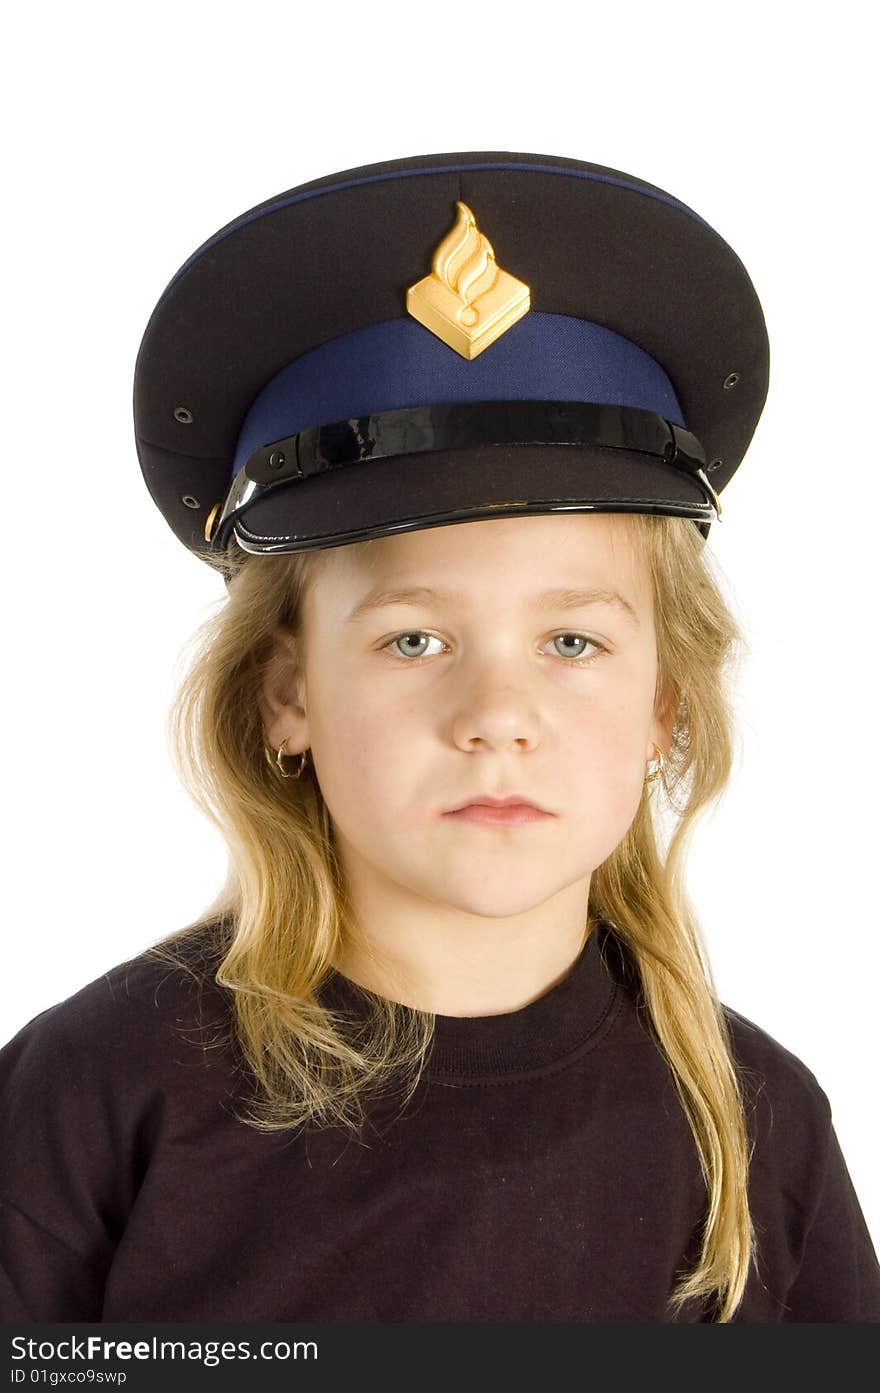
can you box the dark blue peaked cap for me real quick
[133,150,769,575]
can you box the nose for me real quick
[449,664,542,754]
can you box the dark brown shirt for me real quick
[1,921,878,1322]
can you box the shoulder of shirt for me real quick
[719,1001,833,1139]
[0,917,235,1074]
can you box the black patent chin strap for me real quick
[210,400,721,549]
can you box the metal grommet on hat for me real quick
[133,151,769,569]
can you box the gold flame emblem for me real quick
[406,201,530,360]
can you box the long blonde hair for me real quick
[147,512,758,1322]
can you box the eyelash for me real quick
[380,630,608,668]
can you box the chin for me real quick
[421,880,564,921]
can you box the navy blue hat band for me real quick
[231,311,686,479]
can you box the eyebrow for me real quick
[345,583,641,628]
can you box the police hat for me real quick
[133,150,769,571]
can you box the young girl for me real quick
[2,151,878,1325]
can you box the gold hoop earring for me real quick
[644,742,665,785]
[263,736,310,780]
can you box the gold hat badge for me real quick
[406,201,530,360]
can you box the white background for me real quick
[4,1,878,1254]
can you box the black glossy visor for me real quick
[207,399,721,556]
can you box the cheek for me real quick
[307,679,400,798]
[568,700,650,814]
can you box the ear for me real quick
[648,677,678,762]
[255,624,310,754]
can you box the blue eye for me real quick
[389,632,445,660]
[382,631,606,665]
[551,633,603,662]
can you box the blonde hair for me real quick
[147,512,758,1322]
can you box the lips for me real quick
[446,794,550,814]
[444,800,553,827]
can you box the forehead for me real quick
[306,512,651,608]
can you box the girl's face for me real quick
[263,513,669,924]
